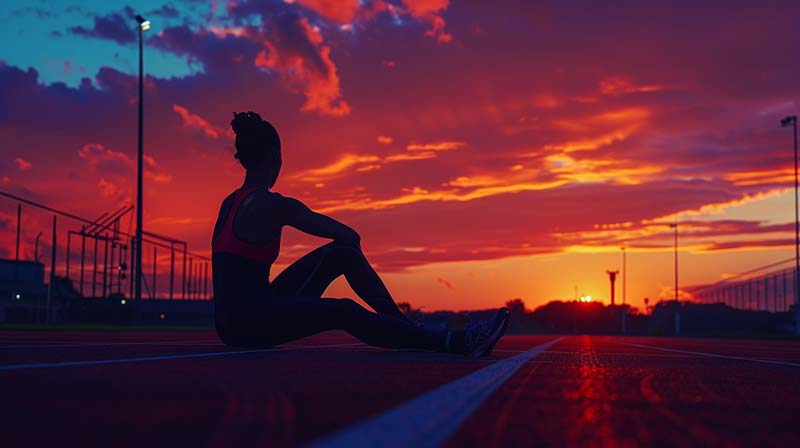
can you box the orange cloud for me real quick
[255,18,351,116]
[406,140,464,151]
[555,215,795,257]
[383,152,437,162]
[14,157,32,171]
[377,135,393,144]
[724,168,795,186]
[316,179,569,213]
[545,154,663,185]
[292,153,381,181]
[291,139,465,182]
[172,104,231,139]
[546,107,651,153]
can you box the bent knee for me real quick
[323,243,364,262]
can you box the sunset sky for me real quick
[1,0,799,311]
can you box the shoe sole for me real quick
[469,309,510,358]
[479,311,511,357]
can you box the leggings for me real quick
[224,241,447,351]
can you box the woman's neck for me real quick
[241,171,271,190]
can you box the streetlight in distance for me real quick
[620,246,627,305]
[134,14,150,302]
[781,114,799,335]
[669,222,678,302]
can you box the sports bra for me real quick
[211,187,281,265]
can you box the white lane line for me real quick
[306,338,561,448]
[0,340,225,349]
[0,343,365,371]
[624,343,800,368]
[0,337,367,349]
[0,338,221,345]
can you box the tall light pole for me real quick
[134,15,150,302]
[669,222,678,302]
[781,115,799,335]
[620,246,627,305]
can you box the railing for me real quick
[1,190,212,302]
[690,258,797,312]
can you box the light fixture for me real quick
[135,15,150,31]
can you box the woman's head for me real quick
[230,111,282,187]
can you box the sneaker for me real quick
[463,308,510,357]
[479,309,511,357]
[414,315,448,333]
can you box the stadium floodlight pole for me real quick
[621,246,627,305]
[134,15,150,302]
[781,114,799,335]
[669,222,678,302]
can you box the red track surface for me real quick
[2,331,799,447]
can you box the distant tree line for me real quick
[399,298,798,338]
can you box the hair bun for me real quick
[231,111,264,135]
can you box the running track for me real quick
[2,331,799,447]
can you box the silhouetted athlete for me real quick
[212,111,509,356]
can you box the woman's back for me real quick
[211,187,283,331]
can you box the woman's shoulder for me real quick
[245,189,297,213]
[267,190,301,205]
[264,190,289,205]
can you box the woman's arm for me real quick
[280,196,360,245]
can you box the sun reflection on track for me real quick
[564,335,623,447]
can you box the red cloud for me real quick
[291,0,361,23]
[78,143,172,190]
[14,157,32,171]
[599,76,666,95]
[402,0,453,43]
[78,143,134,175]
[172,104,232,139]
[97,177,125,201]
[255,16,351,116]
[402,0,450,16]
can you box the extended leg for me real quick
[251,296,446,350]
[271,241,412,322]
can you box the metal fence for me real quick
[1,190,211,302]
[691,259,798,312]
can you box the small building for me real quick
[0,258,47,299]
[0,259,48,322]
